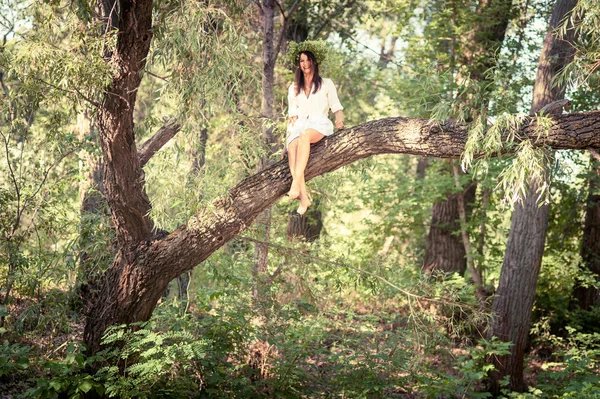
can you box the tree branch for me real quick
[313,0,356,38]
[589,149,600,162]
[253,0,263,14]
[273,0,300,63]
[146,111,600,282]
[237,235,479,309]
[145,69,169,82]
[138,118,181,167]
[35,77,100,107]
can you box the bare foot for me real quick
[288,180,300,200]
[297,195,312,215]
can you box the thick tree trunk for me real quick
[488,177,550,392]
[85,248,172,355]
[572,160,600,310]
[487,0,578,393]
[287,199,323,242]
[423,194,468,275]
[423,163,476,275]
[95,2,154,251]
[84,0,156,354]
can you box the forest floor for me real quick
[1,288,574,399]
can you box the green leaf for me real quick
[78,379,93,393]
[49,380,62,391]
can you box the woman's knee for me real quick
[299,129,310,140]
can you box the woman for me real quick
[286,50,344,215]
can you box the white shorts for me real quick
[286,116,334,147]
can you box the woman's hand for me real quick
[335,119,344,130]
[289,116,298,126]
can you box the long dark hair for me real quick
[294,50,322,97]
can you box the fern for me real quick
[98,324,210,398]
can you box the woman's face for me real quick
[299,53,313,74]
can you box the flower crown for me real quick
[285,40,330,70]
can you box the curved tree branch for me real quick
[149,110,600,283]
[85,109,600,355]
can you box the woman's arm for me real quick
[334,110,344,130]
[327,79,344,130]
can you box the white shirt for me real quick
[288,78,344,120]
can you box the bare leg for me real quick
[287,140,300,199]
[293,128,324,214]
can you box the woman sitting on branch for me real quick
[286,42,344,215]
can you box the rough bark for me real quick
[287,199,323,242]
[95,0,154,251]
[423,162,476,275]
[423,192,469,275]
[487,0,578,393]
[84,0,155,353]
[488,179,551,392]
[572,160,600,310]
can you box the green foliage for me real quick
[0,326,30,377]
[556,0,600,99]
[504,328,600,398]
[285,40,331,70]
[151,0,255,117]
[461,111,556,206]
[413,337,511,399]
[23,343,105,399]
[97,322,209,398]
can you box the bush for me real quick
[96,322,209,399]
[23,342,105,399]
[0,326,30,378]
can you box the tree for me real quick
[568,1,600,313]
[83,0,600,347]
[487,0,578,392]
[421,0,513,276]
[572,157,600,310]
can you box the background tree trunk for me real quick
[487,0,578,393]
[488,180,551,392]
[423,176,476,275]
[251,0,278,305]
[287,198,323,242]
[572,159,600,310]
[423,0,513,275]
